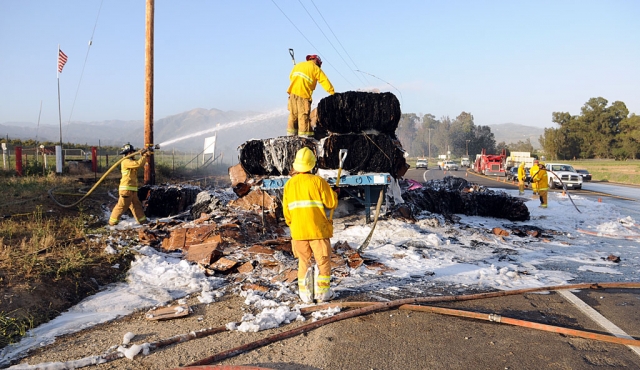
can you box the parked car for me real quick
[544,163,583,190]
[576,169,592,181]
[507,167,531,182]
[415,159,428,169]
[443,160,458,171]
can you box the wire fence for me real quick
[0,145,234,180]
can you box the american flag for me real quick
[58,49,68,73]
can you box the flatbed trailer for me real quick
[261,173,392,223]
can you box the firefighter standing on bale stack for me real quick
[282,147,338,303]
[287,55,335,138]
[109,143,151,226]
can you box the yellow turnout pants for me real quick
[292,239,332,301]
[109,190,147,225]
[287,94,313,137]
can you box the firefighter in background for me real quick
[287,55,335,138]
[532,161,549,208]
[282,147,338,303]
[109,143,151,226]
[517,161,526,196]
[529,159,540,196]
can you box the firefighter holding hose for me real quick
[287,54,335,138]
[282,147,338,303]
[108,143,151,226]
[529,159,540,196]
[531,161,549,208]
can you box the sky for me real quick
[2,182,640,366]
[1,0,640,130]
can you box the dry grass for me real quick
[0,174,120,347]
[568,159,640,185]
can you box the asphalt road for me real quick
[404,167,631,197]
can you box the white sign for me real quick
[203,136,216,155]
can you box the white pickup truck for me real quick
[544,163,583,190]
[443,160,459,171]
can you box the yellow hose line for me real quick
[48,150,147,208]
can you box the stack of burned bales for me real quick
[236,91,408,180]
[138,184,202,218]
[396,177,530,222]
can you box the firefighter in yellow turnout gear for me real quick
[282,147,338,303]
[517,161,526,195]
[531,161,549,208]
[287,55,335,138]
[109,143,151,226]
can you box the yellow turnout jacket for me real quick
[282,173,338,240]
[530,164,539,191]
[532,166,548,191]
[287,60,335,100]
[517,164,526,182]
[119,156,147,191]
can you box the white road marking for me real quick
[558,289,640,357]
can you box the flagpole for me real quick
[57,44,63,150]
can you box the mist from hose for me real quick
[157,109,288,147]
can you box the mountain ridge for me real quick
[1,109,545,160]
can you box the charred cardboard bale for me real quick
[319,133,407,177]
[399,177,530,222]
[190,190,235,219]
[316,91,401,134]
[238,136,317,176]
[139,185,201,218]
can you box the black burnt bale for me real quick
[316,91,401,134]
[318,133,407,177]
[400,177,530,222]
[138,185,201,218]
[238,136,317,176]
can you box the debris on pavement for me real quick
[145,304,190,321]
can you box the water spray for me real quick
[157,109,288,148]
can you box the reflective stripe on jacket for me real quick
[287,60,335,100]
[282,173,338,240]
[532,167,549,191]
[119,156,147,191]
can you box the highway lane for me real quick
[404,167,639,218]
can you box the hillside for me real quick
[1,109,288,164]
[488,122,544,149]
[1,112,545,160]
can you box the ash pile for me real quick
[395,177,530,222]
[237,91,408,179]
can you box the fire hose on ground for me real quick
[48,146,157,209]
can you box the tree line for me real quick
[396,112,497,160]
[540,97,639,160]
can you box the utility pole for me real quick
[466,140,470,156]
[428,128,432,163]
[143,0,155,185]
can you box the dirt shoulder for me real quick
[8,289,640,370]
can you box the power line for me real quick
[297,0,365,86]
[310,0,372,86]
[270,0,353,87]
[356,70,403,105]
[64,0,104,139]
